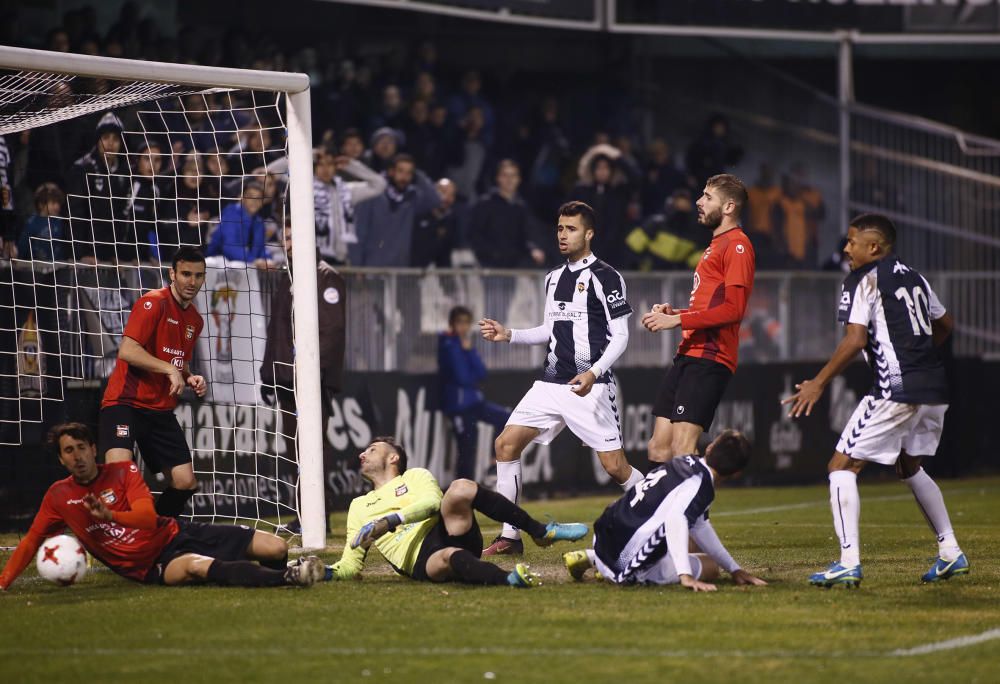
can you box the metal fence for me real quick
[339,267,999,373]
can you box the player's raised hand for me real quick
[731,569,768,586]
[781,378,824,418]
[680,574,717,592]
[479,318,511,343]
[187,374,208,397]
[167,367,185,397]
[82,493,113,522]
[641,311,681,333]
[568,370,597,397]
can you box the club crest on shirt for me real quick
[100,488,117,505]
[143,301,152,310]
[116,424,129,438]
[395,484,408,497]
[576,282,585,293]
[185,324,195,340]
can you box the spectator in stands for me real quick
[260,215,347,534]
[17,182,66,262]
[685,113,743,191]
[130,142,183,265]
[412,178,459,267]
[851,157,905,211]
[206,181,271,268]
[352,153,439,266]
[625,188,704,272]
[175,156,216,246]
[438,305,509,481]
[66,112,137,264]
[363,127,402,174]
[519,96,571,223]
[792,161,825,255]
[370,84,406,132]
[313,148,386,265]
[24,83,90,191]
[774,166,822,269]
[570,144,635,267]
[746,163,784,269]
[641,137,688,217]
[414,71,436,102]
[403,98,445,179]
[339,128,365,161]
[448,70,495,147]
[468,159,545,268]
[445,105,488,202]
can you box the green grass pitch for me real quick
[1,477,999,683]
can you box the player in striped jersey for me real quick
[784,213,967,587]
[563,430,766,591]
[479,201,645,555]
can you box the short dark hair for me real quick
[558,200,597,233]
[372,436,408,474]
[172,246,206,271]
[34,182,65,211]
[705,173,748,213]
[705,429,752,477]
[850,212,896,248]
[449,305,472,326]
[341,128,363,143]
[47,422,95,455]
[390,153,415,169]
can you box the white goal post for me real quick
[0,45,327,550]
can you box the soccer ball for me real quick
[35,535,88,586]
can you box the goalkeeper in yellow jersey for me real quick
[324,437,588,587]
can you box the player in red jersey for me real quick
[641,173,756,463]
[99,245,208,517]
[0,423,324,591]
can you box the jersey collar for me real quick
[567,253,597,272]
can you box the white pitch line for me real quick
[714,487,986,518]
[889,628,1000,657]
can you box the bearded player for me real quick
[100,245,207,517]
[326,437,587,587]
[0,423,324,591]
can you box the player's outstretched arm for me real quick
[782,323,867,418]
[119,336,185,397]
[689,515,766,586]
[0,529,45,591]
[479,318,511,342]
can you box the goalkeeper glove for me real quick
[351,514,402,549]
[260,384,276,406]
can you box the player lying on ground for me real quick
[0,423,324,591]
[478,200,644,556]
[563,429,767,592]
[783,213,968,587]
[325,437,587,587]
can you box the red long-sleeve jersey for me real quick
[676,228,756,373]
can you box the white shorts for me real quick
[593,551,704,585]
[836,395,948,465]
[506,380,623,451]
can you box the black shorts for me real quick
[410,517,484,582]
[144,520,255,584]
[652,355,733,431]
[99,404,191,472]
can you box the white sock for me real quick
[903,468,962,560]
[620,467,644,491]
[585,549,596,566]
[496,459,522,540]
[829,471,861,568]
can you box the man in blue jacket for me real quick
[207,182,270,267]
[438,306,509,480]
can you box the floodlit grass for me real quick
[1,477,998,683]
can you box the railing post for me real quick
[838,31,855,236]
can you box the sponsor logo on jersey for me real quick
[577,282,585,293]
[702,247,712,260]
[185,325,195,340]
[162,346,183,356]
[548,311,583,321]
[166,317,179,325]
[676,405,685,415]
[558,302,566,311]
[66,498,86,505]
[606,290,627,308]
[395,484,408,497]
[143,301,152,310]
[129,464,138,473]
[116,424,129,438]
[893,262,910,274]
[839,291,851,311]
[736,244,745,254]
[692,272,701,293]
[170,357,184,370]
[323,287,340,305]
[100,488,117,505]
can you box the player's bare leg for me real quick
[647,417,674,463]
[596,448,643,490]
[155,462,200,518]
[163,551,323,588]
[669,422,703,460]
[896,452,968,581]
[246,530,289,570]
[486,425,540,554]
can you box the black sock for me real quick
[449,549,511,586]
[206,559,288,587]
[258,552,288,571]
[155,487,196,517]
[472,487,547,539]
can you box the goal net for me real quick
[0,47,326,549]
